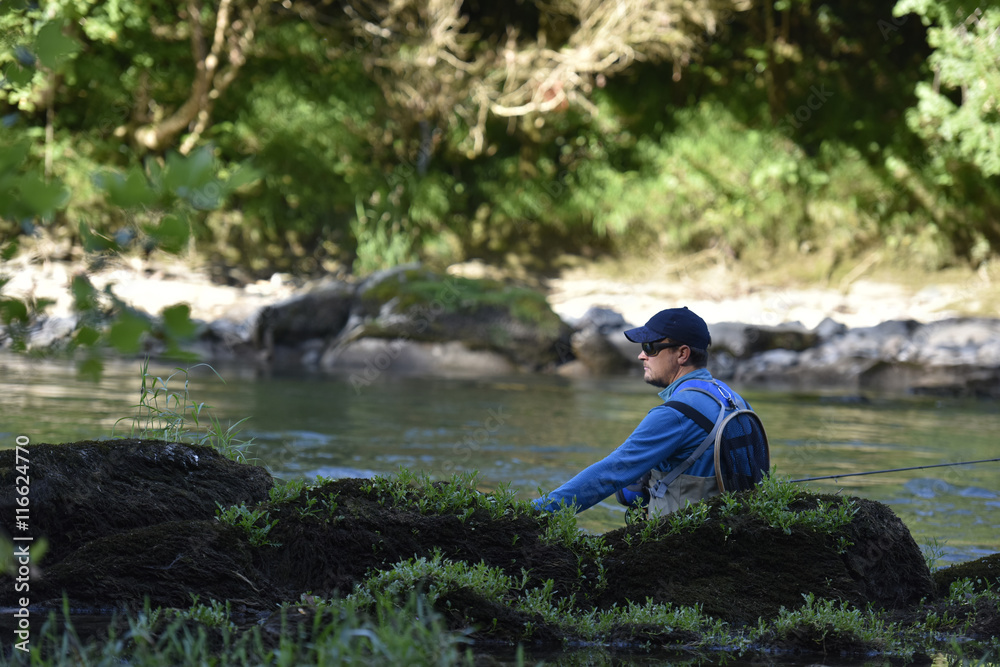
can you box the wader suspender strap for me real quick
[662,401,713,433]
[654,385,735,491]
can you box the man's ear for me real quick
[678,345,692,365]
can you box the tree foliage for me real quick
[896,0,1000,177]
[0,0,998,278]
[345,0,750,158]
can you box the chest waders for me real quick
[644,381,767,517]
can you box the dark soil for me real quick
[0,439,993,658]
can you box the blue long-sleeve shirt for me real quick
[533,369,747,513]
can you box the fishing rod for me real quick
[789,457,1000,483]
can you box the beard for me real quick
[644,374,668,389]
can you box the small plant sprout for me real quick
[349,551,514,608]
[540,504,581,548]
[760,592,889,649]
[664,502,712,537]
[361,468,537,522]
[175,596,237,632]
[268,478,307,504]
[738,470,858,534]
[922,537,948,572]
[215,503,280,547]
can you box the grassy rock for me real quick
[1,439,995,661]
[933,552,1000,595]
[597,495,934,625]
[31,520,272,612]
[0,439,272,565]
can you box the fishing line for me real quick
[789,457,1000,483]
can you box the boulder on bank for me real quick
[33,520,274,612]
[933,552,1000,595]
[710,321,820,358]
[734,317,1000,397]
[0,438,954,646]
[204,265,574,373]
[323,266,572,372]
[319,338,518,378]
[250,279,354,353]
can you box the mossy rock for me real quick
[29,520,272,612]
[432,586,564,644]
[357,267,572,369]
[251,279,354,348]
[0,442,946,648]
[933,552,1000,595]
[595,495,935,625]
[258,478,589,602]
[0,439,272,566]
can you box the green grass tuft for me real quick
[113,358,255,463]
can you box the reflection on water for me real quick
[1,353,998,565]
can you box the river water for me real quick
[2,353,998,566]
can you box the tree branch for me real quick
[134,0,258,154]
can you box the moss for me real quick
[29,520,269,611]
[360,268,452,310]
[0,439,272,566]
[933,552,1000,596]
[360,269,563,331]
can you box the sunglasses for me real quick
[641,341,684,357]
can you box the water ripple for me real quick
[904,477,998,500]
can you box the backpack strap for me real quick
[663,400,713,432]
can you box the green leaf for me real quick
[108,310,150,354]
[185,146,216,186]
[17,174,69,216]
[33,20,82,70]
[73,325,100,347]
[0,141,30,173]
[79,221,119,253]
[1,241,19,261]
[2,62,35,87]
[162,303,197,340]
[101,168,157,208]
[163,147,216,192]
[0,298,29,324]
[144,214,190,254]
[71,274,98,312]
[35,297,55,315]
[225,163,263,191]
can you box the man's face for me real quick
[638,339,687,388]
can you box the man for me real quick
[534,306,750,516]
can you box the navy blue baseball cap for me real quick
[623,307,711,349]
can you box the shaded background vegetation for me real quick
[1,0,999,281]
